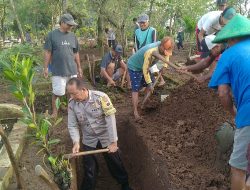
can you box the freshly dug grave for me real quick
[134,80,233,190]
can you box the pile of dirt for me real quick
[135,80,232,190]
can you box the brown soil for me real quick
[133,80,232,190]
[4,47,233,190]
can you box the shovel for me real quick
[141,71,162,109]
[64,148,109,159]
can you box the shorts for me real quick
[200,39,210,58]
[128,69,154,92]
[112,69,121,81]
[229,126,250,171]
[108,40,116,48]
[52,75,77,96]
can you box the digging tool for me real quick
[64,148,109,159]
[121,69,127,88]
[141,71,162,108]
[35,165,60,190]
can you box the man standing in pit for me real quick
[66,77,133,190]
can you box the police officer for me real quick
[66,77,132,190]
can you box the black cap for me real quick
[60,14,78,26]
[216,0,227,5]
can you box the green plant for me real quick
[48,155,72,190]
[0,55,71,189]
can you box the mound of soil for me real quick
[135,80,232,190]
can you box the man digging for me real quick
[127,37,179,120]
[66,77,133,190]
[209,14,250,190]
[100,44,131,88]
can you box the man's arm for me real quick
[100,67,115,85]
[74,52,82,78]
[151,51,179,70]
[218,84,237,117]
[184,56,214,72]
[100,95,118,153]
[43,50,52,78]
[68,104,81,153]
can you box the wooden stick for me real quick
[64,148,109,159]
[86,54,92,82]
[141,71,162,108]
[121,69,127,88]
[92,55,96,86]
[35,165,60,190]
[0,125,25,190]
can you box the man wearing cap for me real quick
[134,14,156,52]
[208,14,250,190]
[135,14,166,87]
[100,44,131,87]
[180,35,225,83]
[128,37,179,119]
[66,77,133,190]
[217,0,227,11]
[196,7,236,55]
[44,13,82,117]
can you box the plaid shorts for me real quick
[128,69,154,92]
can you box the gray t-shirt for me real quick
[44,29,79,76]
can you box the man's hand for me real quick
[43,67,49,78]
[77,67,83,78]
[196,75,207,83]
[72,142,80,154]
[178,66,188,71]
[108,79,116,87]
[108,142,118,153]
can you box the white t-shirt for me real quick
[107,29,115,40]
[197,11,222,35]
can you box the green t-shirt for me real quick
[44,29,79,76]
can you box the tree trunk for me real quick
[9,0,25,43]
[0,126,25,189]
[1,0,6,42]
[97,15,104,56]
[62,0,67,13]
[148,0,155,20]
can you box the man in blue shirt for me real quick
[100,44,131,87]
[209,15,250,190]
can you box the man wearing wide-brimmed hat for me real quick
[43,13,82,118]
[209,14,250,190]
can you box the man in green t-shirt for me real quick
[43,14,82,117]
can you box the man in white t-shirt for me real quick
[196,7,236,55]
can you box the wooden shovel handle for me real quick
[141,71,162,106]
[64,148,110,159]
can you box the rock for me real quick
[157,149,164,155]
[0,104,23,119]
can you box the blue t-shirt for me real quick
[128,42,160,71]
[100,52,121,71]
[209,39,250,129]
[135,27,156,50]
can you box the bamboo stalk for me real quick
[0,125,25,190]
